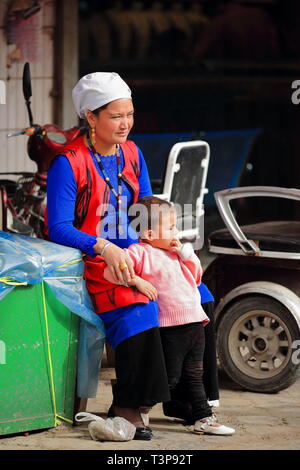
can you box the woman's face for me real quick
[88,98,134,147]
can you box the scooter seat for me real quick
[209,220,300,253]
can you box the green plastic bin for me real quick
[0,282,79,436]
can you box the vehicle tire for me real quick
[217,295,300,393]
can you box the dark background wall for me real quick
[78,0,300,221]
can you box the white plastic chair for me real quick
[156,140,210,246]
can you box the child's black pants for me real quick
[160,322,212,422]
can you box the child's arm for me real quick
[128,276,158,301]
[103,246,158,300]
[170,240,202,285]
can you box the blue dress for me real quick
[47,145,213,348]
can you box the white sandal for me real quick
[193,414,235,436]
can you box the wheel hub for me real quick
[228,309,293,379]
[250,325,279,358]
[253,336,267,353]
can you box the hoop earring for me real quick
[90,127,96,146]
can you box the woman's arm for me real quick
[47,155,134,283]
[47,156,99,256]
[137,148,153,198]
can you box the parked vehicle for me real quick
[203,186,300,393]
[0,62,83,237]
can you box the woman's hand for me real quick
[94,239,135,284]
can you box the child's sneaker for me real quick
[193,414,235,436]
[208,399,219,408]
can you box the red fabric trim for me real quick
[84,255,149,313]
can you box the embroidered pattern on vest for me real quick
[96,184,110,236]
[107,288,116,307]
[63,148,77,159]
[74,166,92,229]
[130,159,140,178]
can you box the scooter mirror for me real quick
[22,62,32,101]
[22,62,34,126]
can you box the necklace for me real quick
[87,135,124,234]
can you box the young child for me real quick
[104,196,235,436]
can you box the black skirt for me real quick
[202,301,219,401]
[112,327,171,408]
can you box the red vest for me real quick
[61,136,149,313]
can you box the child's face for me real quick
[147,208,178,250]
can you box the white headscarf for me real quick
[72,72,132,119]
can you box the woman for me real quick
[47,71,220,439]
[47,72,170,440]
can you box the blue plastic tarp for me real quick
[0,231,105,398]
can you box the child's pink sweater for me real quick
[104,242,209,327]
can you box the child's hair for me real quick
[129,196,173,235]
